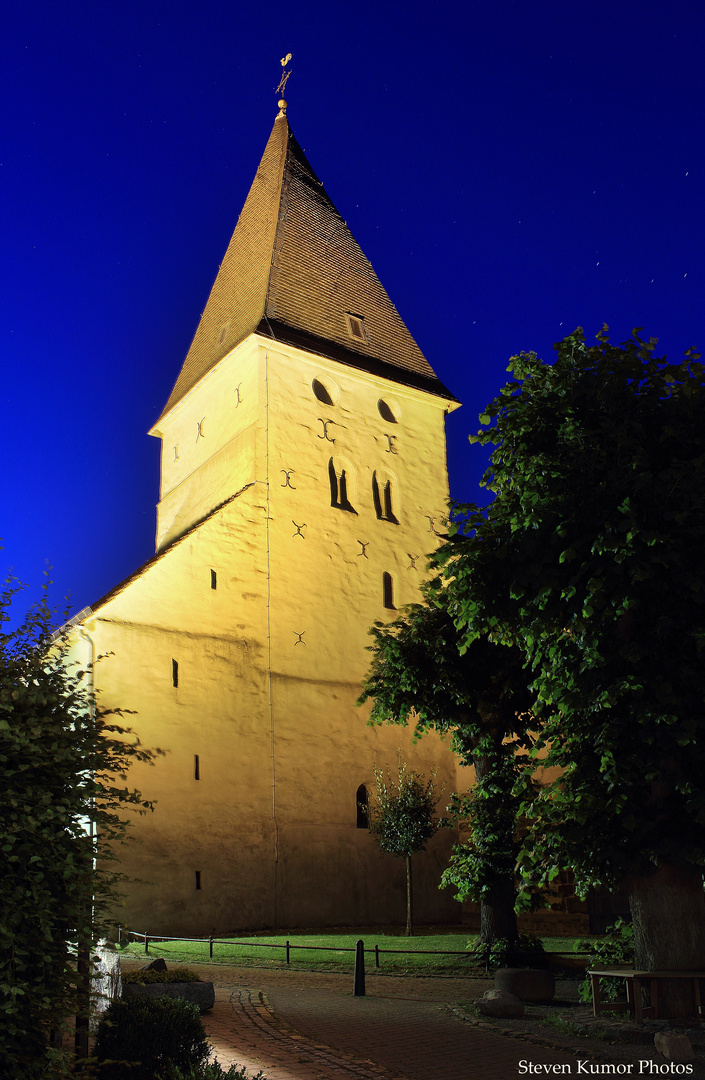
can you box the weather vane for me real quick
[276,53,292,116]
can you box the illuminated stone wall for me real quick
[80,334,464,935]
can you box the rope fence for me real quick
[117,926,590,969]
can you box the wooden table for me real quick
[588,966,705,1022]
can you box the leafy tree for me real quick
[360,595,534,944]
[0,576,157,1077]
[365,756,444,935]
[437,327,705,1016]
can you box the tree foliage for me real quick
[367,756,443,858]
[366,756,444,935]
[0,577,157,1077]
[360,596,534,940]
[434,327,705,993]
[439,328,705,890]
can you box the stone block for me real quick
[141,957,167,971]
[654,1032,694,1062]
[476,989,525,1018]
[495,967,556,1003]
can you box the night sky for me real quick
[3,0,703,626]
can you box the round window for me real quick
[377,398,399,423]
[312,377,338,406]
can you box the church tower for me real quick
[75,99,462,934]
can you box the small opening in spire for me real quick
[345,313,367,342]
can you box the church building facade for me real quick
[72,104,464,935]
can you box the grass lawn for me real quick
[118,930,592,977]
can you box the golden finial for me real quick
[276,53,293,116]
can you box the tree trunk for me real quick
[473,751,518,945]
[405,855,413,937]
[479,876,519,945]
[627,862,705,1019]
[74,943,90,1060]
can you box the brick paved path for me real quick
[170,964,582,1080]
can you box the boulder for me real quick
[123,979,215,1013]
[495,967,555,1003]
[476,989,524,1018]
[141,957,168,972]
[654,1032,694,1062]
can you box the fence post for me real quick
[209,936,214,959]
[145,934,149,956]
[117,924,121,945]
[375,944,380,969]
[354,939,365,996]
[286,940,290,964]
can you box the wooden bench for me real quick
[588,966,705,1022]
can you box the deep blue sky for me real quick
[3,0,703,624]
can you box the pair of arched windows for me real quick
[329,458,356,513]
[329,459,398,522]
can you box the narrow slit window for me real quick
[172,659,179,688]
[356,784,369,829]
[383,572,395,610]
[195,870,201,891]
[194,754,200,781]
[210,569,217,590]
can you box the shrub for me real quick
[94,995,210,1079]
[576,918,634,1004]
[122,967,202,984]
[159,1064,268,1079]
[469,932,548,971]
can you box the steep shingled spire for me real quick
[155,114,454,425]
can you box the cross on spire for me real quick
[276,53,293,116]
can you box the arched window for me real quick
[372,470,398,523]
[356,784,369,828]
[329,457,357,513]
[383,572,395,610]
